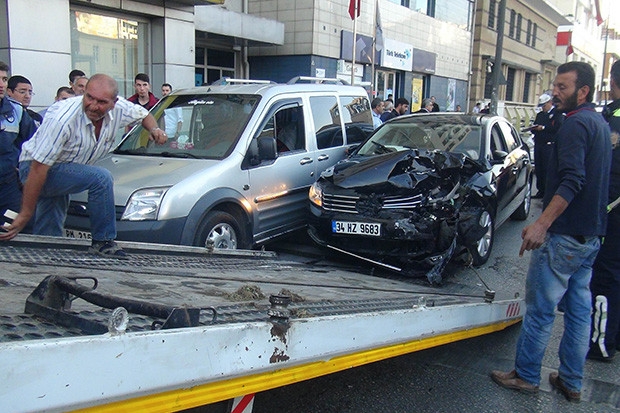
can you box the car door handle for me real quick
[300,157,314,165]
[317,154,329,161]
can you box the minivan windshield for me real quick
[356,116,482,160]
[116,93,260,159]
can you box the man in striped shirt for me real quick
[0,74,167,258]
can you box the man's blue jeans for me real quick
[515,233,600,392]
[19,161,116,241]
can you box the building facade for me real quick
[0,0,474,113]
[549,0,609,103]
[0,0,284,112]
[248,0,475,112]
[470,0,570,117]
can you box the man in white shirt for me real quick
[161,83,183,139]
[371,98,383,129]
[0,74,167,258]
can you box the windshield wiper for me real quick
[370,140,391,154]
[114,148,147,155]
[160,151,201,159]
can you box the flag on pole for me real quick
[564,31,573,56]
[349,0,361,20]
[594,0,603,26]
[375,2,384,52]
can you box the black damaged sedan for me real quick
[308,113,532,284]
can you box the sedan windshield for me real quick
[117,93,260,159]
[357,117,482,160]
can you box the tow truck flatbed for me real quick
[0,235,523,413]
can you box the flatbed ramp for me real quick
[0,236,523,413]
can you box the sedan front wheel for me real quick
[468,207,494,266]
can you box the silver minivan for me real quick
[64,77,374,249]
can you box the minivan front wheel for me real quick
[195,211,248,250]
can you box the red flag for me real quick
[349,0,361,20]
[566,44,574,56]
[594,0,603,26]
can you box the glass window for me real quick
[516,14,522,42]
[484,70,493,100]
[195,47,205,66]
[357,118,482,159]
[274,106,305,153]
[196,47,236,85]
[340,96,373,145]
[434,0,471,29]
[532,24,537,48]
[70,9,150,98]
[498,121,518,152]
[388,0,411,8]
[506,67,516,101]
[523,73,532,103]
[411,0,426,14]
[310,96,344,150]
[508,10,516,38]
[488,0,496,29]
[491,124,507,153]
[526,20,532,45]
[117,94,260,159]
[207,49,235,68]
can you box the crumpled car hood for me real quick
[323,149,487,191]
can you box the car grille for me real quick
[323,193,358,213]
[322,193,424,214]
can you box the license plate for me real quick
[65,229,92,240]
[332,221,381,236]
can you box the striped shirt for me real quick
[20,95,148,165]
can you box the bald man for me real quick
[0,74,167,258]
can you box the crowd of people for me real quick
[0,65,168,257]
[1,62,620,405]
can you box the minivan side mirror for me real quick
[258,136,278,161]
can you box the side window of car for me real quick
[491,123,508,154]
[273,106,305,154]
[497,121,518,152]
[340,96,373,144]
[310,96,343,149]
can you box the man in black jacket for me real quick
[531,93,563,198]
[588,59,620,362]
[491,61,611,403]
[380,97,409,122]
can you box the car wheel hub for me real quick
[476,210,492,257]
[207,223,238,249]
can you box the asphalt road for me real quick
[251,198,620,413]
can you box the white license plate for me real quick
[65,229,92,240]
[332,221,381,236]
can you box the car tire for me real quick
[195,211,248,250]
[467,207,494,266]
[511,178,532,221]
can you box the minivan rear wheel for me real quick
[195,211,248,250]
